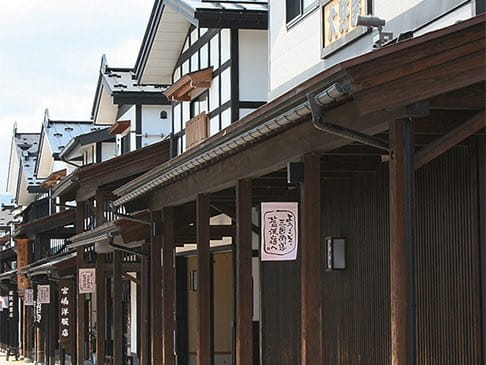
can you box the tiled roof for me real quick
[14,132,41,189]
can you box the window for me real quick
[190,91,209,119]
[286,0,317,23]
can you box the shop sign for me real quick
[24,288,34,306]
[1,296,8,309]
[321,0,369,58]
[59,281,74,350]
[34,299,42,325]
[261,202,299,261]
[37,285,50,304]
[78,268,96,294]
[8,290,14,319]
[16,239,30,291]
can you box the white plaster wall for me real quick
[141,105,172,142]
[239,29,268,101]
[101,142,117,161]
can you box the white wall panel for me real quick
[239,30,268,101]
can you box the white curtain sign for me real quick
[24,289,34,306]
[37,285,50,304]
[261,202,299,261]
[78,268,96,294]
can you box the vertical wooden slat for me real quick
[163,207,175,365]
[389,118,415,365]
[478,136,486,362]
[140,241,151,365]
[301,152,322,364]
[76,201,85,364]
[197,194,212,365]
[236,179,253,364]
[95,190,106,365]
[113,250,123,365]
[48,283,56,364]
[151,211,163,364]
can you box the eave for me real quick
[14,209,76,238]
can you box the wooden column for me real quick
[236,179,253,364]
[162,207,175,365]
[95,190,106,365]
[48,283,56,364]
[140,241,151,365]
[113,250,123,365]
[197,194,212,365]
[301,153,322,364]
[389,118,416,365]
[76,201,85,363]
[151,211,163,364]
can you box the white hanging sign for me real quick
[37,285,50,304]
[78,268,96,294]
[261,202,299,261]
[1,296,8,309]
[24,289,34,306]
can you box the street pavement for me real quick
[0,352,30,364]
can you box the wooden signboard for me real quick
[16,239,30,291]
[58,280,74,352]
[321,0,369,57]
[78,268,96,294]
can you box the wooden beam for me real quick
[75,201,85,364]
[162,207,176,365]
[236,179,253,364]
[197,194,212,365]
[301,153,322,364]
[389,118,416,364]
[415,111,486,169]
[140,241,151,365]
[96,190,106,365]
[151,211,163,364]
[113,250,123,365]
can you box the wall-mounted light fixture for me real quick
[325,237,346,271]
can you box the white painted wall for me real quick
[268,0,474,99]
[101,142,117,161]
[239,29,268,102]
[140,105,172,146]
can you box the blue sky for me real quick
[0,0,154,193]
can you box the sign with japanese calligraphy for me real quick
[8,290,15,319]
[78,268,96,294]
[321,0,369,57]
[58,280,74,351]
[37,285,50,304]
[16,239,30,291]
[34,299,42,326]
[24,289,34,306]
[261,202,299,261]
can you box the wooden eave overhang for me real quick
[19,252,76,276]
[114,14,486,208]
[109,120,131,135]
[40,169,67,189]
[14,209,76,238]
[164,67,213,101]
[0,269,17,282]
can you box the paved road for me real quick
[0,352,30,364]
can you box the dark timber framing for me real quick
[389,118,416,364]
[140,241,151,365]
[151,211,163,364]
[113,250,123,364]
[95,190,106,365]
[76,202,86,364]
[162,207,175,365]
[236,179,253,364]
[197,194,212,364]
[479,136,486,361]
[301,153,322,364]
[230,29,239,123]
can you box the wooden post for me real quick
[151,211,163,364]
[95,190,106,365]
[236,179,253,364]
[197,194,211,365]
[162,207,175,365]
[48,283,56,364]
[76,201,85,363]
[389,118,416,365]
[113,250,123,365]
[301,153,322,364]
[140,241,151,365]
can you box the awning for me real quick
[0,269,16,282]
[19,252,77,277]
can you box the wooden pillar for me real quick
[197,194,212,365]
[236,179,253,364]
[140,241,151,365]
[113,250,123,365]
[95,190,106,365]
[48,283,56,364]
[301,152,322,364]
[162,207,175,365]
[389,118,416,365]
[151,211,163,364]
[76,201,85,363]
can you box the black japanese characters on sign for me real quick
[59,280,74,350]
[24,288,34,306]
[78,268,96,294]
[37,285,50,304]
[261,202,299,261]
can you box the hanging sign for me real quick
[37,285,50,304]
[24,288,34,306]
[16,239,30,291]
[34,299,42,326]
[261,202,299,261]
[1,296,8,309]
[78,268,96,294]
[8,290,14,319]
[59,280,74,351]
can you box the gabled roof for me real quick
[14,131,41,192]
[59,127,115,162]
[91,55,170,124]
[134,0,268,84]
